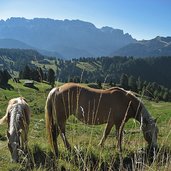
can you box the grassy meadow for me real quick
[0,80,171,171]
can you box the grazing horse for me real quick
[45,83,158,157]
[0,97,30,162]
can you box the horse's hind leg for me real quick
[99,122,114,146]
[58,122,71,151]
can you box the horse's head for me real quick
[7,131,21,162]
[142,118,158,148]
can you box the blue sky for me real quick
[0,0,171,40]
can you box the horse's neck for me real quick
[142,105,152,119]
[9,113,16,134]
[138,104,154,127]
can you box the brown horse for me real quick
[45,83,158,157]
[0,97,30,162]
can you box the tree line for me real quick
[1,48,171,88]
[1,48,171,101]
[57,56,171,102]
[119,74,171,102]
[59,56,171,89]
[19,65,55,87]
[19,65,171,102]
[0,69,11,87]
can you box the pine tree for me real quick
[2,69,11,85]
[137,77,143,92]
[38,67,43,82]
[120,74,128,89]
[163,91,169,101]
[128,75,137,92]
[22,65,31,79]
[0,70,3,84]
[31,68,40,82]
[48,68,55,87]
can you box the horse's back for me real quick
[53,83,131,105]
[8,97,26,106]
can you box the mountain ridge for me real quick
[0,17,136,58]
[0,38,63,58]
[113,36,171,57]
[0,17,171,58]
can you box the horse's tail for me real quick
[45,94,53,148]
[45,88,58,153]
[0,112,8,125]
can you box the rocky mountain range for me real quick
[113,36,171,57]
[0,17,170,58]
[0,17,135,58]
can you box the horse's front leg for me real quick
[116,124,125,170]
[19,130,24,150]
[98,122,114,146]
[116,125,124,153]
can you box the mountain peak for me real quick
[101,26,123,33]
[113,35,171,57]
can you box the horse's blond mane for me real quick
[0,97,30,125]
[108,86,137,98]
[9,104,22,134]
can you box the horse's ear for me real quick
[22,97,27,103]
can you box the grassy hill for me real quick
[0,80,171,170]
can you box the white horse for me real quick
[0,97,31,162]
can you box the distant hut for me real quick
[23,80,34,88]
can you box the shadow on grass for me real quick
[59,145,171,171]
[0,84,14,90]
[24,85,39,91]
[23,145,56,170]
[16,144,171,171]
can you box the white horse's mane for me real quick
[9,104,23,135]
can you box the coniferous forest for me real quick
[1,49,171,101]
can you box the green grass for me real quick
[76,61,100,72]
[76,62,94,72]
[0,80,171,170]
